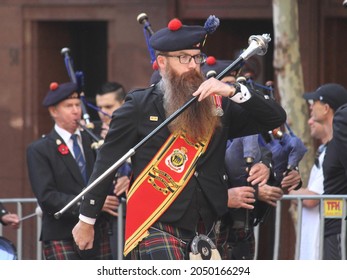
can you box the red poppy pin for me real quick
[56,139,69,155]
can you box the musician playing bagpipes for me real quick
[202,56,304,259]
[200,58,278,259]
[26,81,116,260]
[63,49,132,259]
[246,74,308,258]
[232,71,306,195]
[249,78,307,193]
[72,15,287,260]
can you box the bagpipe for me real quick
[60,47,105,149]
[201,52,307,187]
[216,65,307,188]
[241,76,308,187]
[205,62,307,226]
[225,134,262,231]
[61,46,131,200]
[137,13,155,63]
[137,13,162,85]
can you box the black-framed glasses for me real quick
[159,53,207,64]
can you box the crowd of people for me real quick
[2,15,347,261]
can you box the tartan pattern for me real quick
[43,217,112,260]
[43,239,80,260]
[96,217,113,259]
[130,220,227,260]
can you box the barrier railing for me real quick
[1,195,346,260]
[272,194,347,260]
[0,198,41,260]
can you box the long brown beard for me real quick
[161,65,221,141]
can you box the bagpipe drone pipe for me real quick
[244,77,308,188]
[60,47,105,150]
[246,77,307,225]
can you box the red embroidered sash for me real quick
[123,131,212,256]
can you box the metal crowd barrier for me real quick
[0,198,41,260]
[1,195,347,260]
[0,197,125,260]
[272,194,347,260]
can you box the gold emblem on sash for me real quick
[165,147,188,173]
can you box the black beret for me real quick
[150,15,219,52]
[42,82,78,107]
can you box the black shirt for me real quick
[323,104,347,236]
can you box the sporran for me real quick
[189,234,221,260]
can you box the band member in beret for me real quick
[72,16,286,260]
[201,58,276,259]
[26,82,117,260]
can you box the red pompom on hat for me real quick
[50,82,59,91]
[152,60,158,70]
[168,18,182,31]
[205,56,216,66]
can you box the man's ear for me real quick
[48,106,56,118]
[324,103,333,115]
[156,55,166,68]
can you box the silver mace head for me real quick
[241,34,271,61]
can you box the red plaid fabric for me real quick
[43,216,112,260]
[130,220,227,260]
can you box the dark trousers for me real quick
[323,234,347,260]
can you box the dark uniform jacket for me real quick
[80,84,286,230]
[26,129,96,241]
[323,103,347,236]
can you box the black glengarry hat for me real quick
[149,15,219,52]
[43,82,78,107]
[303,83,347,111]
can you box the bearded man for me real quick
[72,16,286,260]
